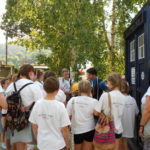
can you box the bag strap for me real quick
[108,93,112,116]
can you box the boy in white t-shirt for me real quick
[29,77,70,150]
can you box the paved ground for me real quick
[128,138,143,150]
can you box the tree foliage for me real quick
[1,0,147,78]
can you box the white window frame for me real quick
[138,33,145,59]
[131,67,136,85]
[130,40,135,62]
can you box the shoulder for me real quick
[146,87,150,96]
[33,99,44,108]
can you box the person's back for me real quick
[67,80,98,150]
[67,96,97,134]
[29,77,70,150]
[122,95,139,138]
[30,99,69,150]
[97,90,125,134]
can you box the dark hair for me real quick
[44,77,59,93]
[1,78,9,87]
[78,80,91,96]
[43,71,57,81]
[17,64,35,80]
[107,72,122,90]
[121,80,130,94]
[86,68,97,75]
[36,70,44,80]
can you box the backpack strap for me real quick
[13,82,17,92]
[17,83,33,93]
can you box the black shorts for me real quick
[115,133,122,139]
[74,130,95,144]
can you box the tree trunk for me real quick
[110,0,116,72]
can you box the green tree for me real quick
[1,0,147,79]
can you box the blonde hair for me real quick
[78,80,91,96]
[107,72,122,90]
[62,68,69,74]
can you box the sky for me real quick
[0,0,6,44]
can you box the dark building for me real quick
[124,0,150,111]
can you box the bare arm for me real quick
[139,96,150,137]
[93,110,100,116]
[61,126,69,150]
[0,93,7,109]
[32,123,38,140]
[140,96,150,126]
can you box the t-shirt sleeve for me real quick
[29,103,38,124]
[32,85,43,101]
[66,99,72,116]
[60,105,71,127]
[94,93,106,112]
[146,87,150,97]
[133,98,139,115]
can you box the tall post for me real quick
[6,31,8,65]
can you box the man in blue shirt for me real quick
[87,68,107,100]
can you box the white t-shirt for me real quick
[5,79,43,107]
[2,79,43,114]
[67,96,98,134]
[34,81,43,90]
[141,87,150,138]
[142,87,150,105]
[121,95,139,138]
[29,99,70,150]
[95,91,125,134]
[59,77,70,92]
[55,89,66,103]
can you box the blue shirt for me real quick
[89,77,108,91]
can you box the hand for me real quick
[64,144,69,150]
[139,127,144,138]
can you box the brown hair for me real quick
[17,64,35,80]
[78,80,91,96]
[44,77,59,93]
[11,74,18,82]
[43,71,57,82]
[107,72,122,90]
[1,78,9,87]
[36,70,44,80]
[121,80,130,94]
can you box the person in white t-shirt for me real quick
[139,87,150,150]
[43,71,66,105]
[120,80,139,150]
[67,80,98,150]
[94,73,125,150]
[59,68,72,101]
[2,64,43,150]
[29,77,70,150]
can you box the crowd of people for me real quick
[0,64,149,150]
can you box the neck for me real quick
[81,93,88,96]
[45,93,55,100]
[20,76,27,79]
[113,87,120,91]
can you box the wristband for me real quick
[140,125,144,128]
